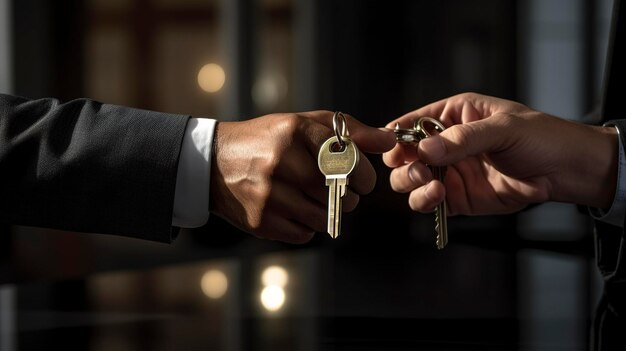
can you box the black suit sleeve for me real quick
[594,119,626,285]
[595,0,626,283]
[0,93,190,242]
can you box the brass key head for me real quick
[318,137,359,178]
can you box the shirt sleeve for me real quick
[589,124,626,228]
[172,117,217,228]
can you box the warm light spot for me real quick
[252,73,287,109]
[197,63,226,93]
[260,285,285,312]
[261,266,289,287]
[200,269,228,299]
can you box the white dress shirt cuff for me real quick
[172,117,216,228]
[589,124,626,228]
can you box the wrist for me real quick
[553,122,618,208]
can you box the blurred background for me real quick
[0,0,619,349]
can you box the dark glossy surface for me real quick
[3,225,624,351]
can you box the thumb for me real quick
[418,117,508,166]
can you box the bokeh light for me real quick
[260,285,285,312]
[197,63,226,93]
[261,265,289,287]
[200,269,228,299]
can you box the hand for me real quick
[383,92,618,216]
[210,111,396,243]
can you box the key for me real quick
[415,117,448,249]
[318,136,359,238]
[431,165,448,249]
[394,118,448,249]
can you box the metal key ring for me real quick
[332,111,348,149]
[416,117,445,137]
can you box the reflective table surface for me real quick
[2,209,626,350]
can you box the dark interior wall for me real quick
[12,0,84,100]
[312,0,519,248]
[13,1,603,284]
[317,0,518,127]
[5,0,521,280]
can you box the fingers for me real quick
[417,115,510,167]
[299,110,397,155]
[383,142,419,168]
[385,92,519,130]
[388,161,446,213]
[349,152,377,195]
[271,179,360,227]
[389,162,432,193]
[408,180,446,212]
[349,124,397,154]
[269,181,327,234]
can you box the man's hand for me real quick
[383,92,618,216]
[210,110,396,243]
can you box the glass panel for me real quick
[85,27,135,106]
[84,0,222,116]
[253,0,293,114]
[153,24,221,117]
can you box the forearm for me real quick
[0,94,190,241]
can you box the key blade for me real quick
[327,178,338,237]
[331,181,348,238]
[331,185,342,239]
[435,204,448,249]
[432,166,448,250]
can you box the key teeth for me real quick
[435,223,441,248]
[435,214,444,250]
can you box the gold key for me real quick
[318,112,359,238]
[394,117,448,249]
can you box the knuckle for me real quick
[489,112,514,126]
[448,124,473,149]
[273,113,303,138]
[457,92,479,100]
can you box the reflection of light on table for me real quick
[260,265,288,312]
[201,269,228,299]
[260,285,285,312]
[261,265,288,287]
[197,63,226,93]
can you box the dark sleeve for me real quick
[594,119,626,283]
[594,221,626,283]
[595,0,626,283]
[0,93,190,242]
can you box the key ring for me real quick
[332,111,348,150]
[393,117,445,143]
[393,123,421,143]
[415,117,445,138]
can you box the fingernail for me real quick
[408,163,431,184]
[420,136,446,161]
[408,165,419,184]
[423,181,434,202]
